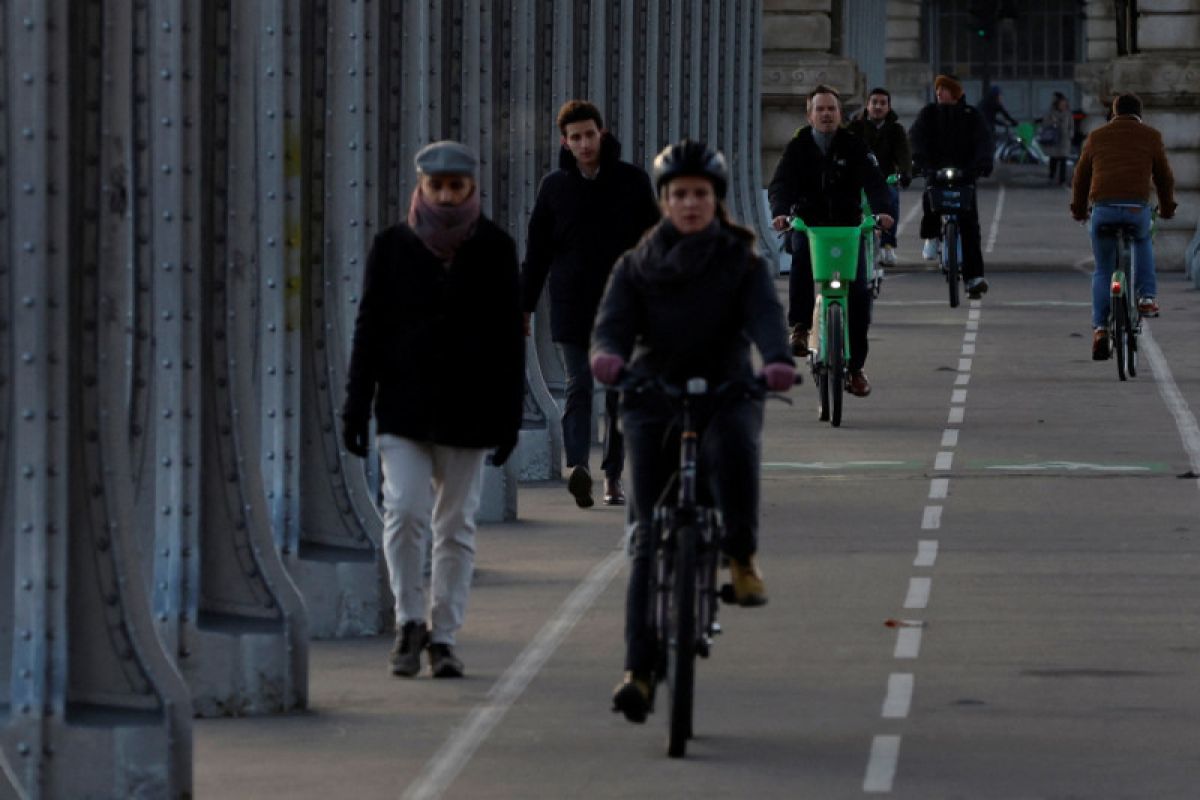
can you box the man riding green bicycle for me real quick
[1070,92,1177,360]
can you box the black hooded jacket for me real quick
[591,220,793,389]
[767,126,891,228]
[521,134,660,345]
[342,218,524,449]
[846,109,913,180]
[908,97,994,179]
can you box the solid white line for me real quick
[864,735,902,792]
[984,184,1006,253]
[921,506,942,530]
[961,343,976,356]
[957,358,972,372]
[894,627,922,658]
[951,389,967,404]
[914,540,939,567]
[955,373,970,387]
[1142,326,1200,488]
[935,451,954,471]
[896,197,922,236]
[928,478,949,499]
[882,673,915,719]
[948,407,965,424]
[401,551,626,800]
[904,577,932,609]
[941,429,959,447]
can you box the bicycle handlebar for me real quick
[613,368,800,400]
[788,215,878,234]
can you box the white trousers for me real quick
[377,434,487,645]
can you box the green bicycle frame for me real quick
[789,214,877,366]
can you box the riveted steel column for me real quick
[744,1,775,257]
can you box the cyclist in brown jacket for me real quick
[1070,92,1177,358]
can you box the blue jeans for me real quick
[557,342,623,479]
[1089,203,1156,329]
[879,186,900,249]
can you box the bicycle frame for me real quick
[789,216,874,370]
[1097,219,1141,380]
[859,173,900,297]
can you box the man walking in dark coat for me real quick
[521,100,660,508]
[909,74,995,298]
[847,87,912,266]
[342,141,524,680]
[768,85,894,398]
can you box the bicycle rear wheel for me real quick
[944,221,960,308]
[1114,293,1129,382]
[828,303,845,427]
[1126,296,1139,378]
[666,526,698,758]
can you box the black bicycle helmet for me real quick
[652,139,728,199]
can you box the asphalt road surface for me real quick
[197,178,1200,799]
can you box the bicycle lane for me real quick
[878,270,1200,798]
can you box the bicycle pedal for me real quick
[719,584,737,605]
[710,621,723,636]
[697,639,711,659]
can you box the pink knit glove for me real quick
[590,352,626,385]
[761,362,797,392]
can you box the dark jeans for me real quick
[558,342,623,479]
[787,231,873,372]
[1048,157,1067,184]
[621,397,763,674]
[919,189,984,282]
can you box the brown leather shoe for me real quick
[1092,328,1110,360]
[611,671,653,723]
[789,324,810,357]
[603,477,625,506]
[729,556,768,607]
[846,370,871,397]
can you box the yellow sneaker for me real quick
[729,556,768,607]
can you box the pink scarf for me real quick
[407,186,481,263]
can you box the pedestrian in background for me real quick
[847,86,912,266]
[1042,92,1075,186]
[521,100,660,509]
[342,141,524,679]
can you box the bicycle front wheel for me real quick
[944,221,960,308]
[828,303,845,427]
[666,526,698,758]
[1114,294,1129,381]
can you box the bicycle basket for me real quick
[803,226,862,282]
[927,184,975,214]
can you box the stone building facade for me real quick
[762,0,1199,270]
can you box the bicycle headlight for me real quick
[937,167,959,181]
[830,278,842,290]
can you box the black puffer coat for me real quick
[342,218,524,448]
[521,134,660,345]
[908,97,994,179]
[591,220,793,388]
[846,109,913,181]
[767,126,891,227]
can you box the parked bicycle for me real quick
[923,167,975,308]
[613,368,794,758]
[788,214,875,426]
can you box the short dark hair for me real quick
[867,87,891,102]
[806,84,841,113]
[556,100,604,134]
[1112,92,1142,117]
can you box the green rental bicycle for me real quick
[860,174,900,298]
[789,214,876,427]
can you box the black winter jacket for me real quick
[767,126,891,228]
[908,98,994,179]
[846,109,913,181]
[521,134,660,345]
[591,220,793,390]
[343,218,524,449]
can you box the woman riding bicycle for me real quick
[588,139,796,723]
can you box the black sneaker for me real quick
[567,465,594,508]
[611,672,653,724]
[389,621,428,677]
[966,276,989,298]
[427,642,464,678]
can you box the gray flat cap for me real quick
[414,140,478,177]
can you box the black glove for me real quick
[342,417,370,458]
[899,173,912,189]
[489,436,518,468]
